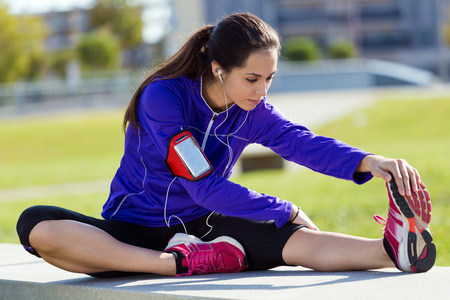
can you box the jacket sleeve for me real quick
[137,81,293,227]
[249,101,373,184]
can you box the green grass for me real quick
[0,110,124,189]
[0,95,449,266]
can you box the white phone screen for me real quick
[174,137,211,178]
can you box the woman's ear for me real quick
[211,60,223,78]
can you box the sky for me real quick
[4,0,172,43]
[5,0,94,14]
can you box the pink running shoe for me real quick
[375,178,435,272]
[164,233,248,276]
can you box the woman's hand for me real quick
[290,206,320,231]
[357,154,423,197]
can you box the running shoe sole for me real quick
[387,180,436,272]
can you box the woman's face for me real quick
[221,48,278,111]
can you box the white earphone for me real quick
[218,69,223,83]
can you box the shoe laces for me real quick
[374,215,387,231]
[186,251,224,275]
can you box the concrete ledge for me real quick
[1,243,449,300]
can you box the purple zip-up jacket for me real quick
[102,76,372,227]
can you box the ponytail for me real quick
[123,25,215,132]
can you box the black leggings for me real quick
[17,205,305,276]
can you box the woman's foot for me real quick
[375,179,435,272]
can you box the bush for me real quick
[76,29,121,70]
[282,37,321,61]
[327,39,358,59]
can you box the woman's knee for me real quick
[28,219,63,252]
[17,206,50,244]
[17,205,70,252]
[16,206,58,257]
[282,227,325,268]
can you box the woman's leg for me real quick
[19,206,247,276]
[29,219,177,275]
[282,228,394,272]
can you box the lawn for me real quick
[0,94,449,266]
[0,110,124,189]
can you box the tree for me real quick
[76,29,121,70]
[282,37,321,61]
[0,4,27,82]
[17,15,48,80]
[0,3,47,82]
[89,0,144,49]
[327,38,358,59]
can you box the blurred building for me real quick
[167,0,450,76]
[39,8,91,51]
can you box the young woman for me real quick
[17,13,435,277]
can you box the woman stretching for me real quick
[17,13,435,277]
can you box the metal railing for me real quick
[0,70,144,118]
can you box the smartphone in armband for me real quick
[165,130,213,181]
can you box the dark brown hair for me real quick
[123,13,281,131]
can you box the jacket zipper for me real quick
[201,112,218,150]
